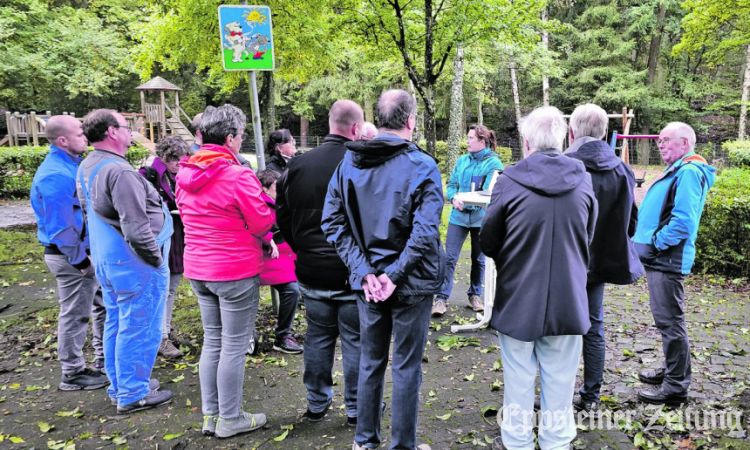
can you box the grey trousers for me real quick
[646,269,691,395]
[191,276,260,419]
[163,273,182,339]
[44,254,105,374]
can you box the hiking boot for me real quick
[639,367,665,385]
[304,401,331,422]
[273,335,303,354]
[215,411,266,438]
[202,415,218,436]
[59,368,109,391]
[469,294,484,312]
[110,379,161,405]
[117,389,173,414]
[159,338,182,359]
[431,299,447,317]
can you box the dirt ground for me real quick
[0,171,748,449]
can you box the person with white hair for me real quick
[632,122,715,406]
[358,121,378,141]
[566,103,644,412]
[480,106,597,450]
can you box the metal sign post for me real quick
[218,4,275,170]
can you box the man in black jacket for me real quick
[566,103,644,412]
[322,89,442,450]
[481,106,597,450]
[276,100,364,426]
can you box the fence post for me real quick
[30,112,39,146]
[5,112,13,146]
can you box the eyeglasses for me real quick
[657,136,684,145]
[113,124,132,133]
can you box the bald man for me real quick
[30,115,108,391]
[633,122,715,406]
[276,99,364,425]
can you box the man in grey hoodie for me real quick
[481,106,597,450]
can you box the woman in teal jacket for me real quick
[432,125,504,317]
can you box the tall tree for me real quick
[446,43,465,171]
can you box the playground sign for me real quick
[218,5,274,71]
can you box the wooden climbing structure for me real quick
[136,76,194,146]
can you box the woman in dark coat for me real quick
[265,129,297,173]
[139,136,188,359]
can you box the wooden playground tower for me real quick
[136,76,194,146]
[2,76,194,148]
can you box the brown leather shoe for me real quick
[158,338,182,359]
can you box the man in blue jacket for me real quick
[30,115,108,390]
[566,103,643,412]
[322,89,442,450]
[633,122,715,406]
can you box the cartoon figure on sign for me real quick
[224,21,249,62]
[250,34,270,60]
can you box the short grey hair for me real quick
[155,136,189,161]
[376,89,416,130]
[662,122,696,149]
[570,103,608,139]
[520,106,568,151]
[199,104,247,145]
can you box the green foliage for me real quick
[722,140,750,167]
[695,168,750,279]
[419,140,513,174]
[0,146,152,198]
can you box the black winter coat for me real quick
[276,135,351,290]
[321,135,445,295]
[480,149,598,341]
[567,140,644,285]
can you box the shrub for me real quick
[0,145,152,198]
[694,168,750,279]
[722,140,750,168]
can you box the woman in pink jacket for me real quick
[254,169,302,355]
[176,105,274,439]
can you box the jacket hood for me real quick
[176,144,238,193]
[504,149,588,196]
[346,137,413,168]
[671,152,717,188]
[568,140,622,171]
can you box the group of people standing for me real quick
[29,87,714,450]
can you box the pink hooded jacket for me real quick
[176,144,274,281]
[259,192,298,286]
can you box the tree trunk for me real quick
[477,92,484,126]
[300,117,309,148]
[541,7,550,106]
[364,97,374,123]
[509,58,523,158]
[263,71,276,137]
[647,1,667,85]
[740,44,750,140]
[447,43,465,173]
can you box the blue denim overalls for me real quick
[79,157,173,406]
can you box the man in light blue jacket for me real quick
[632,122,715,406]
[30,115,108,391]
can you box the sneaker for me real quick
[59,368,110,391]
[202,415,218,436]
[431,299,447,317]
[573,396,600,413]
[215,411,266,438]
[117,389,173,414]
[159,338,183,359]
[303,401,331,422]
[638,367,665,385]
[468,295,484,312]
[273,335,303,354]
[110,379,161,405]
[246,330,258,356]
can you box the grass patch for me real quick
[0,228,42,264]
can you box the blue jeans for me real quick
[355,295,432,450]
[192,276,260,419]
[272,281,299,340]
[300,283,360,418]
[579,282,605,402]
[499,333,581,450]
[437,223,484,302]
